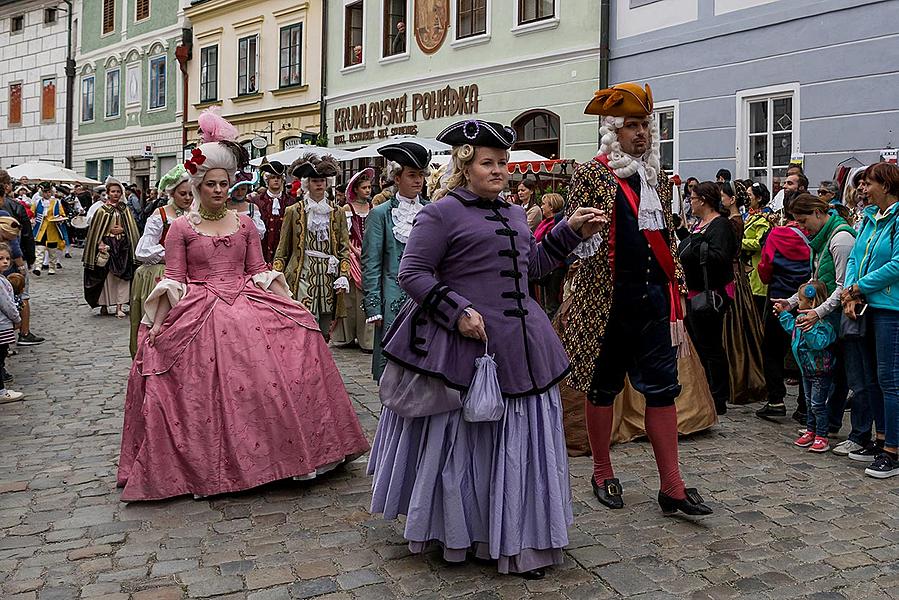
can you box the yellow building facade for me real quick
[184,0,322,156]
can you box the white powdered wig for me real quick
[186,142,240,223]
[599,115,661,186]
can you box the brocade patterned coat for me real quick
[562,158,680,393]
[272,201,350,319]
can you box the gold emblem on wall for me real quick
[414,0,449,54]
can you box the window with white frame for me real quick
[200,45,218,102]
[279,24,303,87]
[81,75,94,121]
[106,68,120,118]
[457,0,487,39]
[102,0,115,34]
[383,0,407,57]
[135,0,150,22]
[149,56,166,109]
[745,94,794,190]
[238,35,259,95]
[85,160,99,180]
[655,106,677,175]
[344,1,363,67]
[518,0,554,24]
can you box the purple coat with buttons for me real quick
[381,187,584,398]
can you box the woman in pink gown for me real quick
[117,134,370,502]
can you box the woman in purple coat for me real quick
[368,120,605,579]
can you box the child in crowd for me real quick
[776,280,836,452]
[0,243,24,402]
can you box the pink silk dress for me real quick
[117,215,370,502]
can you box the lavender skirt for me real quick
[368,375,572,574]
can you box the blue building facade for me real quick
[612,0,898,192]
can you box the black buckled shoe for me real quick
[755,402,786,420]
[591,476,624,509]
[658,488,713,516]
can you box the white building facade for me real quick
[0,0,69,168]
[325,0,604,180]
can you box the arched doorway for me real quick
[512,110,560,159]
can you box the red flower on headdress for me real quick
[184,147,207,174]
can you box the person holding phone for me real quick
[840,162,899,477]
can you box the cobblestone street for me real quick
[1,254,898,600]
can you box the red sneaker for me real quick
[809,437,830,453]
[794,431,815,447]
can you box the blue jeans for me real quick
[844,333,884,445]
[804,373,834,436]
[872,309,899,449]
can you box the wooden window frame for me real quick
[135,0,151,22]
[8,83,23,127]
[343,1,364,68]
[199,45,218,102]
[382,0,408,58]
[41,76,57,123]
[102,0,115,35]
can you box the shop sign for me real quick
[333,84,479,145]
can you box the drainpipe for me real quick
[63,0,75,169]
[598,0,611,144]
[175,28,193,151]
[319,0,328,145]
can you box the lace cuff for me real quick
[252,271,292,299]
[366,314,383,323]
[141,278,187,326]
[572,234,604,260]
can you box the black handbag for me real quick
[839,307,867,340]
[689,241,724,315]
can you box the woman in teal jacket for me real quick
[842,162,899,479]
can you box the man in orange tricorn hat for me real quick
[562,83,714,517]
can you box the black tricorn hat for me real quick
[290,153,340,179]
[258,157,287,177]
[377,142,432,169]
[436,120,516,149]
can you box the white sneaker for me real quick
[0,390,25,402]
[832,439,863,456]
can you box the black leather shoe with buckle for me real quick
[658,487,713,516]
[591,476,624,509]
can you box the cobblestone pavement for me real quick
[1,252,899,600]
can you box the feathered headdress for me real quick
[290,153,340,179]
[198,106,239,143]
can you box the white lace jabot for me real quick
[391,193,422,244]
[305,195,332,242]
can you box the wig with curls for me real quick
[599,115,661,185]
[433,144,481,201]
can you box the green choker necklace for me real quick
[199,206,229,221]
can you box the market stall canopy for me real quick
[347,135,451,159]
[429,149,565,174]
[8,161,101,185]
[249,145,357,167]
